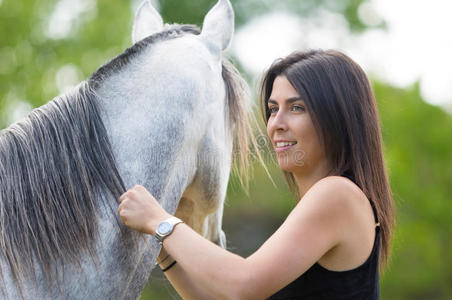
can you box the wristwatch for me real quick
[155,216,184,245]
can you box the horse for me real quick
[0,0,259,298]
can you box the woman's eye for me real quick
[292,105,305,112]
[268,106,278,114]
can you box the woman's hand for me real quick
[118,185,172,235]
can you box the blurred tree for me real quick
[159,0,380,32]
[375,81,452,299]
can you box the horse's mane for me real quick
[0,23,254,294]
[0,81,125,290]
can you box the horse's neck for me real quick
[82,84,201,298]
[94,64,220,210]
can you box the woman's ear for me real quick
[132,0,164,44]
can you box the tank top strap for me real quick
[368,198,380,227]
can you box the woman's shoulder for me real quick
[295,176,373,238]
[278,176,372,271]
[303,175,366,211]
[312,175,362,193]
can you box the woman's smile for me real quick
[274,140,298,153]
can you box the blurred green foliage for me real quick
[160,0,383,32]
[1,0,451,299]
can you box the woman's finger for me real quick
[118,199,128,213]
[119,193,126,203]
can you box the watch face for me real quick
[157,222,172,235]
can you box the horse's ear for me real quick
[200,0,234,55]
[132,0,164,44]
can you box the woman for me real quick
[118,49,395,299]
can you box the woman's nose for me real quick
[269,111,288,132]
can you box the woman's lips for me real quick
[275,142,297,153]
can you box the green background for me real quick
[1,0,451,299]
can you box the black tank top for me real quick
[268,177,381,300]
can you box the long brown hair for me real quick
[260,49,395,271]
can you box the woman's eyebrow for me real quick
[267,97,304,105]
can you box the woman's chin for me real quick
[277,160,300,173]
[276,149,306,170]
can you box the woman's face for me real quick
[266,75,327,175]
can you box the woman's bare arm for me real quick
[155,248,214,300]
[118,176,361,299]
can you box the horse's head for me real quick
[94,0,235,123]
[91,0,252,244]
[92,0,247,193]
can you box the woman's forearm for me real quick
[157,249,212,300]
[159,260,213,300]
[156,223,251,300]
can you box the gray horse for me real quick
[0,0,259,298]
